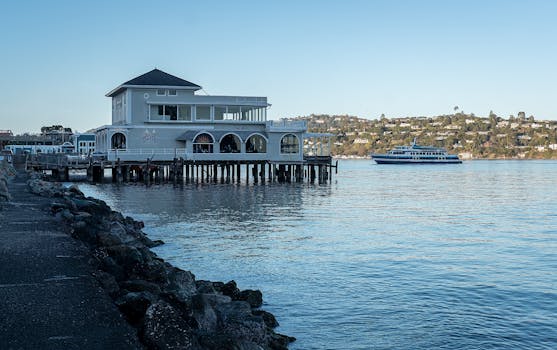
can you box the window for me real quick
[224,106,241,120]
[220,134,241,153]
[214,106,226,121]
[246,134,267,153]
[168,89,177,96]
[214,106,242,121]
[150,105,178,120]
[195,105,211,120]
[241,107,266,121]
[111,133,126,149]
[280,134,299,154]
[156,89,166,96]
[193,133,214,153]
[178,105,192,121]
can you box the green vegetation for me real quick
[290,113,557,159]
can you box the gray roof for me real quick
[107,69,201,97]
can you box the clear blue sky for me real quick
[1,0,556,134]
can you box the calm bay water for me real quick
[80,160,557,349]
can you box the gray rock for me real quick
[97,230,124,247]
[116,291,157,324]
[221,280,241,299]
[120,279,162,295]
[215,301,267,345]
[252,310,279,328]
[141,300,200,350]
[269,333,296,350]
[100,256,127,281]
[72,198,111,216]
[196,280,217,294]
[70,220,98,245]
[164,267,197,301]
[107,244,144,270]
[192,293,232,333]
[93,270,120,296]
[236,290,263,308]
[141,259,168,283]
[68,184,83,196]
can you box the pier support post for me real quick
[246,164,250,184]
[225,164,230,183]
[92,166,103,183]
[278,164,285,183]
[253,164,258,184]
[178,158,184,182]
[86,166,93,182]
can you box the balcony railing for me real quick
[107,148,187,161]
[266,120,307,131]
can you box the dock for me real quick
[26,153,338,184]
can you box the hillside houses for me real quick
[289,113,557,158]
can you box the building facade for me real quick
[94,69,307,163]
[72,133,96,155]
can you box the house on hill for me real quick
[94,69,308,164]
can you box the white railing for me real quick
[108,148,187,161]
[266,120,307,131]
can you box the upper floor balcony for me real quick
[145,103,268,124]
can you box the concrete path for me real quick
[0,172,142,349]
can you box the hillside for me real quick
[289,113,557,159]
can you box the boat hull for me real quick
[371,155,462,164]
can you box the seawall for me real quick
[1,165,294,349]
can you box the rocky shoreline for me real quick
[0,161,16,203]
[26,172,295,350]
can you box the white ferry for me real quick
[371,139,462,164]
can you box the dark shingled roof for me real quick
[107,69,201,96]
[124,69,201,88]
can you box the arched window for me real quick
[280,134,299,154]
[246,134,267,153]
[220,134,241,153]
[193,133,214,153]
[111,132,126,149]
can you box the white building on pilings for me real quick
[91,69,333,183]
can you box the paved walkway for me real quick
[0,172,141,349]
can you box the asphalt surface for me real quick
[0,171,142,349]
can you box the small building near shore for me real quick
[72,133,96,155]
[93,69,310,163]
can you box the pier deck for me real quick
[27,153,337,184]
[0,172,141,349]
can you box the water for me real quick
[80,160,557,349]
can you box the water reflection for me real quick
[79,160,557,350]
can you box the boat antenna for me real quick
[412,137,417,146]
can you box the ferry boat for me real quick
[371,139,462,164]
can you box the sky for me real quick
[1,0,556,134]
